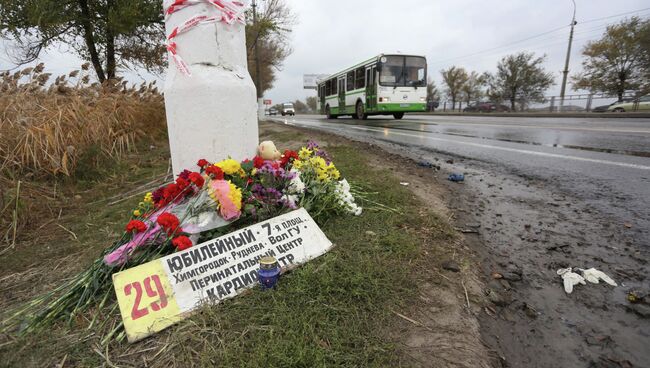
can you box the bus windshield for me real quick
[378,55,426,87]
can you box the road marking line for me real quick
[392,118,650,134]
[342,125,650,171]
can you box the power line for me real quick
[428,24,569,66]
[580,6,650,24]
[428,6,650,67]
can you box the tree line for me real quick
[0,0,294,96]
[436,17,650,111]
[1,3,648,108]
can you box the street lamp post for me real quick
[559,0,577,113]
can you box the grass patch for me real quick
[0,123,455,367]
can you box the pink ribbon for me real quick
[104,208,171,266]
[165,0,247,76]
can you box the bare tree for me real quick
[246,0,296,96]
[426,78,440,111]
[461,71,483,105]
[306,96,318,112]
[0,0,164,82]
[440,66,468,110]
[484,52,554,111]
[572,17,648,100]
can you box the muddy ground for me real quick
[272,121,650,368]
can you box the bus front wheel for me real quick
[393,112,404,120]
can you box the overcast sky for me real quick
[269,0,650,104]
[2,0,649,104]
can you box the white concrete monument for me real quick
[163,0,258,175]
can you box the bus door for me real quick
[338,78,346,113]
[366,65,377,111]
[319,85,325,114]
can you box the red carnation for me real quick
[205,165,224,180]
[157,212,180,235]
[125,220,147,233]
[281,149,299,167]
[253,156,265,169]
[172,235,193,251]
[161,183,181,205]
[197,159,209,169]
[188,172,205,187]
[176,177,190,190]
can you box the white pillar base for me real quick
[163,1,258,175]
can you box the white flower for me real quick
[334,179,362,216]
[288,169,305,194]
[282,194,299,208]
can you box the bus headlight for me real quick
[420,97,426,101]
[379,97,390,102]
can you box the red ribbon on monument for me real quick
[164,0,248,77]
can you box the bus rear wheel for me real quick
[355,102,367,120]
[393,112,404,119]
[326,106,337,119]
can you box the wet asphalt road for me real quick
[271,114,650,239]
[268,114,650,367]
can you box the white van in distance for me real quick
[282,103,295,116]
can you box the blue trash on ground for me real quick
[448,173,465,182]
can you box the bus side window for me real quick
[331,78,337,95]
[355,67,365,89]
[347,72,354,91]
[326,80,331,96]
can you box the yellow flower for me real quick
[215,159,242,175]
[326,163,340,179]
[227,181,243,211]
[133,210,142,217]
[293,159,304,170]
[317,171,330,182]
[143,192,153,203]
[298,147,312,160]
[309,156,327,169]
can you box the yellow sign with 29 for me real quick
[112,260,182,342]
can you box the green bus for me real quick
[317,53,427,120]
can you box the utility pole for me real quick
[559,0,577,113]
[252,0,262,99]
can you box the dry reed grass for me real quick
[0,63,167,247]
[0,63,165,177]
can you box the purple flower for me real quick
[315,149,332,164]
[281,197,298,210]
[307,140,319,150]
[152,187,164,203]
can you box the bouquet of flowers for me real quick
[2,140,362,340]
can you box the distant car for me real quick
[592,103,615,112]
[268,108,278,116]
[281,103,295,116]
[607,95,650,112]
[427,100,440,111]
[463,102,510,113]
